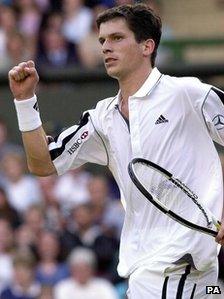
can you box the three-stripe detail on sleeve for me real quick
[49,112,90,161]
[211,87,224,104]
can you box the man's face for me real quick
[98,18,146,80]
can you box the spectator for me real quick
[81,176,123,282]
[59,202,101,258]
[54,247,118,299]
[62,200,120,282]
[54,167,92,212]
[22,204,45,247]
[147,0,174,66]
[14,0,42,36]
[69,202,101,246]
[87,175,124,237]
[2,30,31,71]
[92,231,120,283]
[36,28,79,69]
[0,5,18,70]
[0,218,14,294]
[35,230,69,286]
[0,118,9,162]
[14,205,46,257]
[37,176,63,233]
[14,224,36,257]
[62,0,93,44]
[0,252,41,299]
[0,186,21,229]
[78,4,106,69]
[14,0,42,58]
[58,202,100,259]
[0,118,21,158]
[2,152,42,214]
[39,11,63,33]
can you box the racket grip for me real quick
[212,217,221,231]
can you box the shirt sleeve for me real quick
[183,77,224,146]
[48,111,108,175]
[201,86,224,146]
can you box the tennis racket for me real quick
[128,158,221,237]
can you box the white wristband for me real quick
[14,95,42,132]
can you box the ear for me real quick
[142,39,155,57]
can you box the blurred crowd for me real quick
[0,116,126,299]
[1,1,224,299]
[0,0,174,73]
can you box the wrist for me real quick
[16,93,35,100]
[14,95,42,132]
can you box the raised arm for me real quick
[8,61,56,176]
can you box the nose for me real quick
[102,40,112,54]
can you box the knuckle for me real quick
[18,62,26,68]
[10,70,16,77]
[14,66,20,72]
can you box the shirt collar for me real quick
[131,67,162,98]
[106,68,163,111]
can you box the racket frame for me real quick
[128,158,220,237]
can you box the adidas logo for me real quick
[33,102,39,112]
[155,115,169,124]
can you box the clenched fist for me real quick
[8,60,39,100]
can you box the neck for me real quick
[119,66,153,102]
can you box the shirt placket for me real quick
[129,98,143,158]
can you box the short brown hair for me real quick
[96,4,162,67]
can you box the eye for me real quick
[113,35,123,41]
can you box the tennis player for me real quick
[8,4,224,298]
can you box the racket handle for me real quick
[212,217,221,231]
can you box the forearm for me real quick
[8,61,57,176]
[22,126,56,176]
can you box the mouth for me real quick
[105,57,117,65]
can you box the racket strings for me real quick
[130,159,219,236]
[135,163,212,229]
[171,177,212,228]
[150,179,173,201]
[137,165,179,208]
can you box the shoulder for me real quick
[95,96,117,111]
[88,96,117,119]
[161,74,211,99]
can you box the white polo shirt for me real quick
[49,68,224,277]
